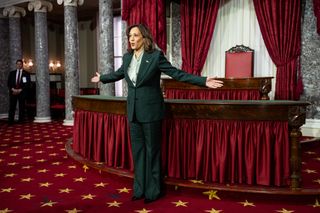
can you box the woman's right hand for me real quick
[91,72,101,83]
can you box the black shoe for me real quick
[131,196,144,201]
[144,191,166,204]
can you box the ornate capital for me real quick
[57,0,84,7]
[28,0,53,13]
[3,6,26,18]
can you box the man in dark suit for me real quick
[7,59,31,124]
[91,24,223,203]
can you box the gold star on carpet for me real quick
[52,162,62,165]
[47,146,54,149]
[20,193,35,200]
[0,151,6,154]
[65,208,82,213]
[205,208,223,213]
[95,182,108,187]
[74,177,86,182]
[1,188,15,193]
[22,165,32,169]
[107,200,122,207]
[55,173,67,177]
[0,159,4,163]
[41,200,57,207]
[203,190,220,200]
[39,182,53,187]
[315,157,320,161]
[190,179,204,184]
[59,188,74,193]
[49,153,58,156]
[83,165,89,172]
[4,173,17,178]
[11,146,19,149]
[305,151,316,155]
[37,169,49,173]
[68,165,77,169]
[9,153,18,157]
[117,187,131,193]
[276,208,294,213]
[1,144,8,147]
[0,208,13,213]
[313,179,320,184]
[134,208,152,213]
[21,177,33,182]
[7,162,18,166]
[303,169,317,174]
[239,200,255,207]
[312,199,320,208]
[35,151,44,154]
[23,148,31,152]
[22,156,32,159]
[172,200,188,207]
[81,194,96,200]
[37,159,47,163]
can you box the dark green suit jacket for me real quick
[100,50,206,122]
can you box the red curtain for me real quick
[253,0,302,100]
[164,89,261,100]
[314,0,320,35]
[180,0,220,75]
[73,109,290,186]
[122,0,166,52]
[73,110,134,170]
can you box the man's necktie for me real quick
[16,70,21,88]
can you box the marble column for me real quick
[28,0,53,123]
[169,1,182,68]
[301,0,320,119]
[0,11,10,118]
[121,20,128,97]
[57,0,83,126]
[98,0,115,96]
[3,6,25,71]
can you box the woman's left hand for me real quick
[206,77,224,88]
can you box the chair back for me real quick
[225,45,254,78]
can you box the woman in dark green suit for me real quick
[91,24,223,203]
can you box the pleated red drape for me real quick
[314,0,320,34]
[122,0,166,52]
[164,89,261,100]
[73,110,290,186]
[73,110,133,170]
[180,0,220,75]
[253,0,302,100]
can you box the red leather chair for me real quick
[225,45,254,78]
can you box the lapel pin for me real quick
[146,60,150,63]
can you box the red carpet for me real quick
[0,120,320,212]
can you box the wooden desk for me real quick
[161,77,273,100]
[72,95,308,189]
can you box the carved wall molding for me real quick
[28,0,53,13]
[3,6,26,18]
[57,0,84,7]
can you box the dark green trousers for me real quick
[129,120,162,200]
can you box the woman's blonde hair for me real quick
[126,24,155,53]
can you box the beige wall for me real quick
[79,21,97,88]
